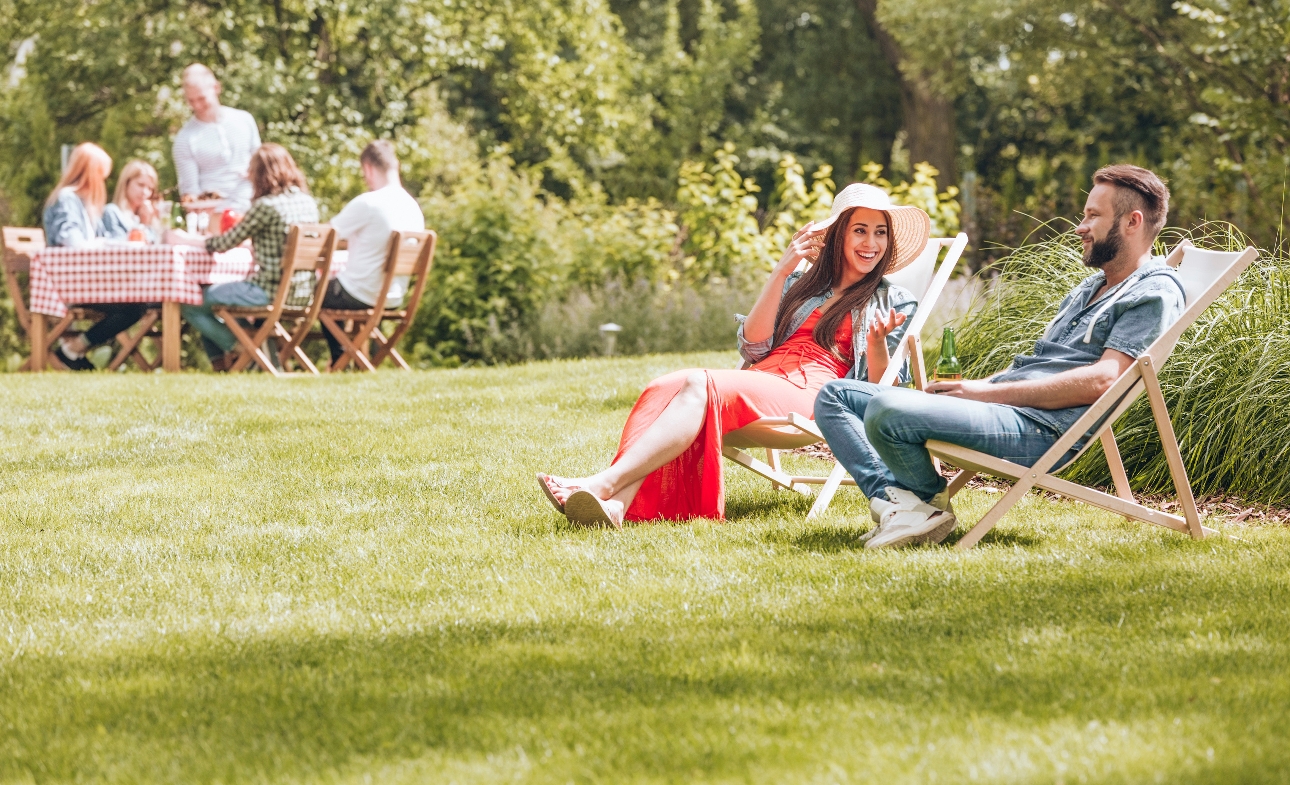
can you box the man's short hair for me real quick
[181,63,218,87]
[360,140,399,172]
[1093,164,1170,238]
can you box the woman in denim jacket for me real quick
[42,143,152,370]
[540,184,929,528]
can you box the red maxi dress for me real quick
[615,309,853,522]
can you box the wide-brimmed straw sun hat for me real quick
[812,183,931,273]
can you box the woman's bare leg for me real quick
[547,371,709,508]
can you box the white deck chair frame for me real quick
[928,242,1258,549]
[721,233,969,501]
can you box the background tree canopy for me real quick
[0,0,1287,364]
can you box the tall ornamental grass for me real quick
[954,222,1290,504]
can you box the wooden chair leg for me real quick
[1140,357,1205,539]
[108,311,160,372]
[946,469,976,498]
[806,462,850,519]
[1100,428,1134,503]
[954,472,1040,550]
[222,317,279,375]
[273,321,318,375]
[371,319,415,370]
[722,446,811,496]
[321,315,377,372]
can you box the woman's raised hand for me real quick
[866,310,907,352]
[137,199,158,225]
[774,221,827,276]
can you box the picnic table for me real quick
[27,244,256,372]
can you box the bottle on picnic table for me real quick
[935,327,962,381]
[171,201,184,231]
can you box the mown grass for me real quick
[2,353,1289,783]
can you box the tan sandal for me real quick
[536,473,570,514]
[565,490,623,530]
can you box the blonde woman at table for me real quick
[102,160,161,243]
[165,143,318,371]
[43,143,151,371]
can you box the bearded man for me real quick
[814,165,1185,548]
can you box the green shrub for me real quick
[530,276,756,359]
[953,222,1290,504]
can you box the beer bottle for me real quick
[936,327,962,381]
[171,201,184,231]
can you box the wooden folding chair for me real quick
[721,232,969,504]
[318,230,436,372]
[212,223,336,376]
[2,226,159,372]
[929,242,1258,549]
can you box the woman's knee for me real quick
[681,371,708,399]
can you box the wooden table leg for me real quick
[162,301,182,372]
[29,313,46,372]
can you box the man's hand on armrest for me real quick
[924,348,1136,409]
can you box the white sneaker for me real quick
[858,493,894,543]
[864,488,957,549]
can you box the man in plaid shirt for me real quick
[169,143,318,370]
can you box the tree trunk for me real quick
[854,0,957,185]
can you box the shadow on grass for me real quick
[941,525,1045,549]
[724,491,814,521]
[768,525,873,553]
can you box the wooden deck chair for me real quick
[722,232,969,501]
[212,224,336,376]
[317,229,436,372]
[2,227,158,371]
[928,242,1258,549]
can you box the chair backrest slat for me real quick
[1144,241,1258,363]
[285,224,334,273]
[1171,245,1246,303]
[389,232,431,276]
[2,226,45,274]
[884,237,943,302]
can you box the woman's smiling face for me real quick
[842,207,889,276]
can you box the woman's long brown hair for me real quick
[249,143,310,199]
[771,207,896,362]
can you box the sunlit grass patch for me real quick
[1,353,1288,783]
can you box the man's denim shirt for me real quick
[992,258,1186,439]
[736,272,919,383]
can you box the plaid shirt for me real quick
[205,187,319,306]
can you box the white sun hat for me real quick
[812,182,932,273]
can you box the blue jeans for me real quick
[813,380,1079,502]
[181,281,271,356]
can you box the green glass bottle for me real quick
[936,327,962,381]
[171,200,185,232]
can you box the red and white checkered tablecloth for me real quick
[28,244,257,318]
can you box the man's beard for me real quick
[1083,222,1123,269]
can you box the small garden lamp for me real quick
[599,323,623,356]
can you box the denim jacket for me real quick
[102,203,158,243]
[42,188,104,248]
[736,272,919,383]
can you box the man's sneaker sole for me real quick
[914,513,958,545]
[865,511,957,549]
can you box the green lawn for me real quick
[2,352,1288,784]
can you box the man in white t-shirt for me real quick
[173,64,261,212]
[323,139,427,363]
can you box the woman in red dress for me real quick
[539,183,932,527]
